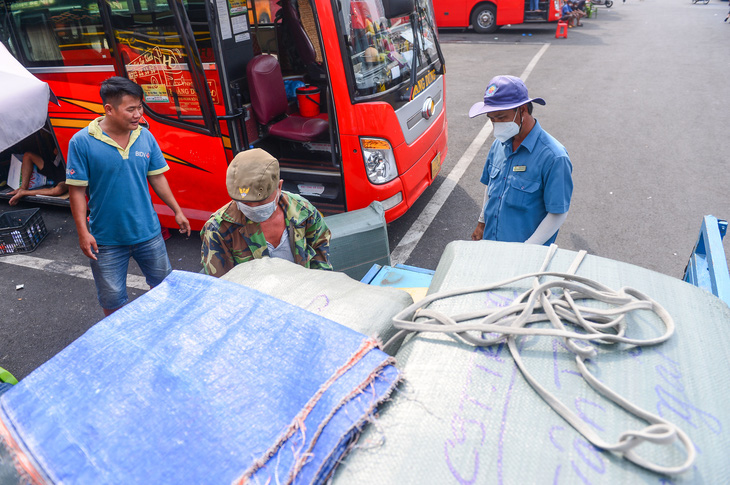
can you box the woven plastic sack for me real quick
[325,201,390,281]
[0,271,399,484]
[222,257,412,350]
[333,241,730,484]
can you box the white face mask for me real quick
[492,109,521,142]
[236,191,280,222]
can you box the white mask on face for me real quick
[492,109,521,143]
[236,191,280,222]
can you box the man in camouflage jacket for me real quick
[200,149,332,277]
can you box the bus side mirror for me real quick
[382,0,415,19]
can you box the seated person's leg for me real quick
[9,152,44,196]
[37,149,66,186]
[9,181,69,205]
[9,151,68,205]
[51,182,68,197]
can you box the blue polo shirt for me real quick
[65,117,169,245]
[480,120,572,245]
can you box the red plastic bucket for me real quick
[296,85,321,117]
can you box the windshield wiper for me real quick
[406,12,421,100]
[417,1,445,72]
[405,4,445,100]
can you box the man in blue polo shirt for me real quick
[469,75,573,246]
[66,77,190,316]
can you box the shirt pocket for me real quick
[505,177,541,211]
[487,165,502,197]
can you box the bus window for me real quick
[245,0,280,59]
[183,0,215,63]
[104,0,210,127]
[0,0,18,56]
[8,0,111,66]
[248,0,280,25]
[414,0,439,71]
[182,0,225,114]
[341,0,441,100]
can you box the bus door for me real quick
[523,0,561,22]
[213,0,345,217]
[100,0,232,227]
[201,0,255,154]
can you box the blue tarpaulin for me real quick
[0,271,399,484]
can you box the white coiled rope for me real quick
[386,245,696,475]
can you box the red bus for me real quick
[0,0,447,229]
[432,0,561,33]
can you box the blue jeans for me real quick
[90,233,171,310]
[531,0,540,9]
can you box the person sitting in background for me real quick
[560,0,575,26]
[571,1,587,23]
[8,148,68,205]
[561,0,582,27]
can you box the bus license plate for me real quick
[430,153,442,180]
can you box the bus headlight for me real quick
[361,138,397,184]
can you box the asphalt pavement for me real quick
[2,0,729,379]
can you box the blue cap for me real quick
[468,75,545,118]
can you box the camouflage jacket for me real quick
[200,191,332,277]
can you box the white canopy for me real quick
[0,43,55,153]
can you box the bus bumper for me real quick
[385,115,449,222]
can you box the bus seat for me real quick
[247,54,328,142]
[280,1,315,65]
[280,0,326,81]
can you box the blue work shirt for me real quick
[562,4,573,15]
[480,119,573,245]
[65,117,169,246]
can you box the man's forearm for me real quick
[478,185,488,223]
[149,173,191,235]
[525,212,568,245]
[148,174,183,214]
[68,186,90,236]
[307,215,333,270]
[311,239,333,270]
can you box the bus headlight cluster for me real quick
[361,138,397,184]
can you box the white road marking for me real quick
[0,254,150,290]
[390,43,551,265]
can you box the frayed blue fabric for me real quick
[0,271,399,484]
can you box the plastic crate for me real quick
[0,208,47,255]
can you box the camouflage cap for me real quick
[226,148,280,202]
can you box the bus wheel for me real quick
[471,4,497,34]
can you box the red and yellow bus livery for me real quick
[0,0,447,229]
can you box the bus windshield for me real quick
[340,0,441,100]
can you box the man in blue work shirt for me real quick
[66,77,191,316]
[469,75,573,246]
